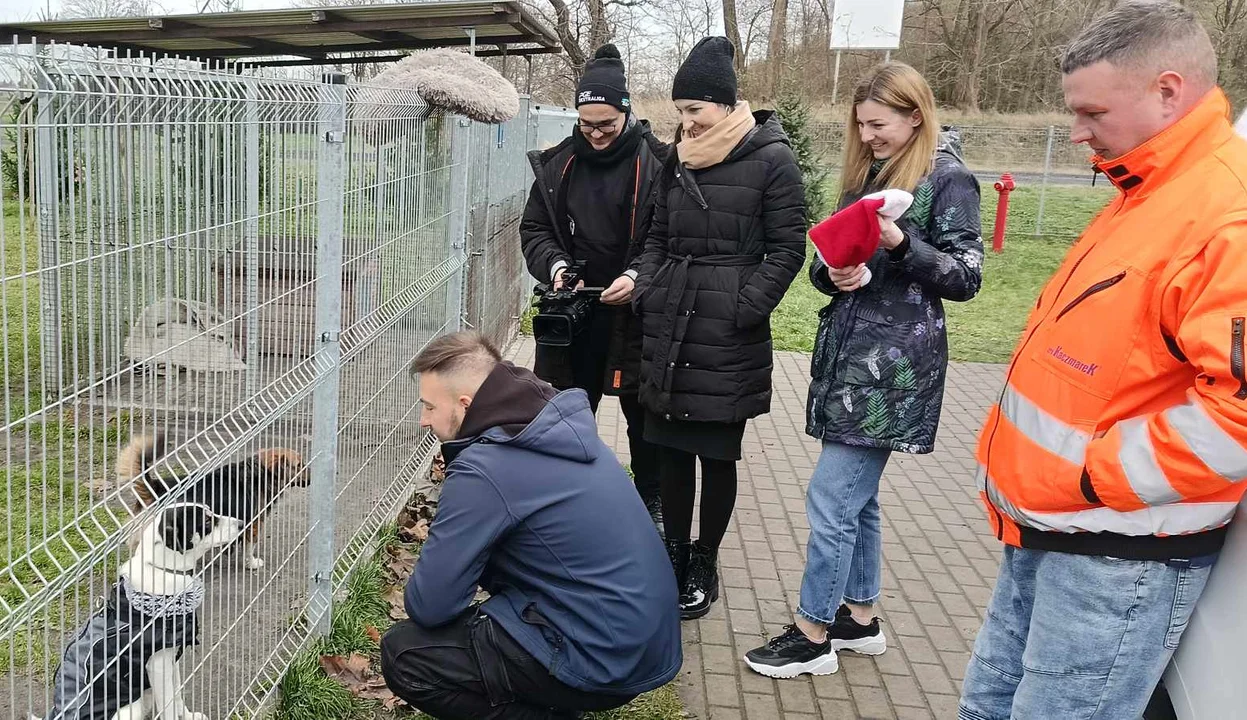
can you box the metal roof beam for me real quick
[237,44,555,68]
[197,32,547,59]
[5,10,521,45]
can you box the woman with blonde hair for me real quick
[745,61,984,678]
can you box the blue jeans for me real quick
[960,545,1214,720]
[797,441,891,624]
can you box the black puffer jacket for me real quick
[634,110,806,423]
[521,119,669,394]
[806,129,984,454]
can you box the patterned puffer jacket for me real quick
[806,129,984,454]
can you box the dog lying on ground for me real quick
[119,433,307,571]
[42,503,244,720]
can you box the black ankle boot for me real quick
[680,540,719,620]
[665,539,691,591]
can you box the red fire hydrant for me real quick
[992,173,1016,253]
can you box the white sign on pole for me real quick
[830,0,906,50]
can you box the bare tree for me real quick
[738,0,771,63]
[1207,0,1247,102]
[766,0,789,96]
[60,0,160,18]
[535,0,635,78]
[722,0,745,75]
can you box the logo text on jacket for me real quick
[1048,346,1098,376]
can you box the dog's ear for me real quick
[159,505,214,553]
[256,449,307,484]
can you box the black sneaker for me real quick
[744,624,839,678]
[679,541,719,620]
[827,604,887,655]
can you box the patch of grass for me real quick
[520,303,535,336]
[772,180,1116,362]
[0,411,133,671]
[275,651,371,720]
[325,558,392,658]
[2,199,41,392]
[586,684,684,720]
[274,532,395,720]
[769,243,824,355]
[941,236,1073,363]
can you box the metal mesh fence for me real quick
[810,121,1119,240]
[811,121,1097,177]
[0,42,573,720]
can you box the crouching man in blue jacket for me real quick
[380,331,682,719]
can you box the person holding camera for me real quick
[520,44,669,533]
[634,37,806,619]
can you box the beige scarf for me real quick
[676,101,757,170]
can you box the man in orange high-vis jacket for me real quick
[959,3,1247,719]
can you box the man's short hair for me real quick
[1061,1,1217,88]
[409,331,501,379]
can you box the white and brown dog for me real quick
[41,503,243,720]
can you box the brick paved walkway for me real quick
[509,339,1006,719]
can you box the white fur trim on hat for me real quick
[862,189,914,223]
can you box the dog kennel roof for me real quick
[0,1,562,66]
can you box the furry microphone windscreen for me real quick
[364,48,520,125]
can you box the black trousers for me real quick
[567,311,659,501]
[380,610,634,720]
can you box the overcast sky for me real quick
[1,0,295,23]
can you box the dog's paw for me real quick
[245,555,265,571]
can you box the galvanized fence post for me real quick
[445,116,471,332]
[308,71,347,636]
[35,71,63,401]
[1035,125,1055,236]
[245,79,262,397]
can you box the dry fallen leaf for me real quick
[365,625,381,644]
[385,545,418,583]
[319,652,406,709]
[319,653,371,687]
[398,511,433,543]
[431,452,446,483]
[385,586,407,621]
[396,506,417,540]
[388,545,417,565]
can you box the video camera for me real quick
[531,262,603,347]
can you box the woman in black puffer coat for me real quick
[633,36,806,620]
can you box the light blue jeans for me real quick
[797,441,892,624]
[960,545,1215,720]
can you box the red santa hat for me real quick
[808,189,913,288]
[808,195,887,269]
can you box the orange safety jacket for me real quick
[976,89,1247,560]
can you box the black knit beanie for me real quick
[576,44,631,113]
[671,37,737,105]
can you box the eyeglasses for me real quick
[577,120,620,136]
